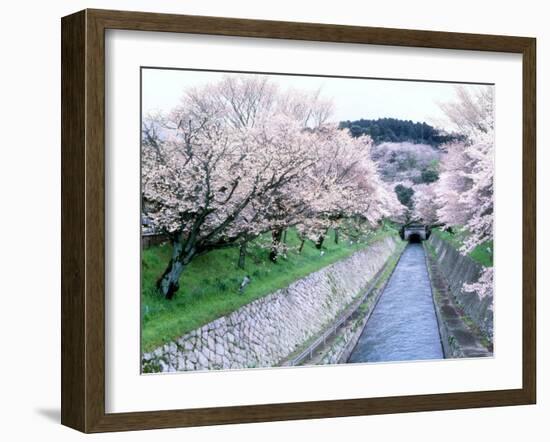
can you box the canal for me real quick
[348,243,444,363]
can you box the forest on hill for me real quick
[339,117,463,146]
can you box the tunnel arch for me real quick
[402,224,428,242]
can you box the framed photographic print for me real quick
[61,9,536,433]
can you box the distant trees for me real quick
[370,141,441,187]
[420,166,439,184]
[394,184,415,210]
[142,76,404,299]
[339,118,462,146]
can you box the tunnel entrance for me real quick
[401,224,429,242]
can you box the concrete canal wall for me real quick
[427,234,493,341]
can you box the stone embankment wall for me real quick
[427,234,493,340]
[142,236,399,373]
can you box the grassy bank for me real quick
[431,228,493,267]
[141,224,398,352]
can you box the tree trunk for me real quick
[238,241,247,269]
[298,239,305,254]
[315,235,325,250]
[156,259,185,300]
[156,240,195,299]
[282,229,288,244]
[334,228,339,244]
[269,229,283,262]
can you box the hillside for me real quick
[339,117,462,146]
[371,141,441,185]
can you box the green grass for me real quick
[432,228,493,267]
[141,224,399,352]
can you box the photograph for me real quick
[139,68,494,373]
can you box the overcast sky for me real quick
[142,68,491,131]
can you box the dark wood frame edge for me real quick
[61,9,536,433]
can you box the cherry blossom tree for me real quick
[435,86,494,298]
[412,183,438,224]
[464,267,494,300]
[143,77,320,298]
[143,76,400,299]
[436,86,494,251]
[295,127,404,247]
[434,140,471,227]
[276,88,334,129]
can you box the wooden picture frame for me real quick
[61,8,536,433]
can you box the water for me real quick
[348,243,443,363]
